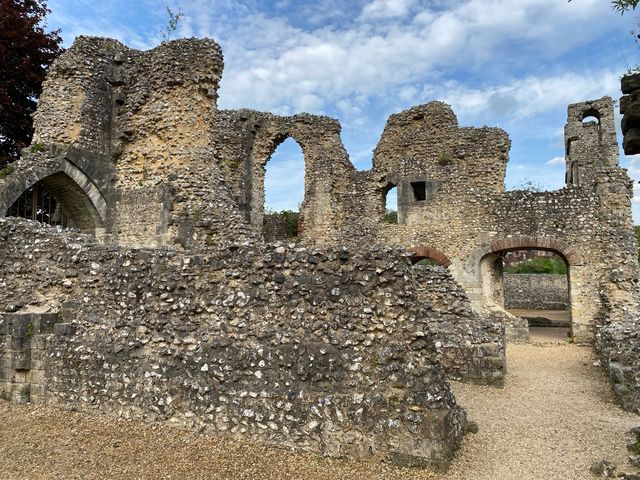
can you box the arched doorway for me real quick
[479,236,584,340]
[262,137,305,241]
[482,249,570,340]
[250,133,307,240]
[3,162,107,236]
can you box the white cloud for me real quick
[546,156,565,166]
[433,70,620,126]
[361,0,416,20]
[207,0,622,117]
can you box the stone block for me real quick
[621,73,640,94]
[34,313,60,334]
[11,383,30,404]
[54,323,76,336]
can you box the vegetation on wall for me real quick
[264,209,299,238]
[161,7,184,41]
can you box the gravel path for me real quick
[444,331,638,479]
[0,333,636,479]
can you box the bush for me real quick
[384,210,397,224]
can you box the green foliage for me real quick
[384,209,398,224]
[30,142,45,153]
[193,208,204,222]
[437,151,453,166]
[0,0,63,166]
[635,225,640,261]
[162,7,185,41]
[611,0,640,14]
[0,164,15,180]
[416,258,439,266]
[504,255,568,275]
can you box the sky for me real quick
[45,0,640,219]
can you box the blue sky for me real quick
[46,0,640,218]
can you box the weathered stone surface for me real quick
[622,73,640,95]
[503,274,569,311]
[0,218,487,470]
[620,73,640,155]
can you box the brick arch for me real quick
[408,246,452,267]
[489,235,583,266]
[1,158,107,233]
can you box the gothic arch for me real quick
[1,158,107,234]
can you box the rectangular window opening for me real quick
[411,181,427,202]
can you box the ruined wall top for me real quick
[564,96,619,187]
[33,36,223,156]
[372,102,511,197]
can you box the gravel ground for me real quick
[0,333,637,479]
[444,331,639,479]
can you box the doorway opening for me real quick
[262,137,305,241]
[482,248,571,341]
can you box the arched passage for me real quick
[250,132,308,240]
[478,236,586,340]
[2,159,107,236]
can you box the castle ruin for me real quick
[0,36,639,471]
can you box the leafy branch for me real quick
[611,0,640,14]
[162,7,185,41]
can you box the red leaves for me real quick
[0,0,63,166]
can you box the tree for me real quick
[611,0,640,14]
[0,0,63,166]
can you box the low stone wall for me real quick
[597,317,640,413]
[0,313,63,404]
[0,218,506,470]
[413,265,505,385]
[595,278,640,414]
[504,273,569,310]
[263,211,299,242]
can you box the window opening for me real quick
[411,181,426,202]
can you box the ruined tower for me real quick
[564,96,619,187]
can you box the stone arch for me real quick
[477,235,591,340]
[408,246,452,267]
[581,107,601,125]
[1,158,107,235]
[489,235,582,266]
[378,174,399,223]
[249,129,309,236]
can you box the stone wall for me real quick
[0,218,507,469]
[0,313,63,405]
[503,274,569,310]
[364,100,639,344]
[0,34,638,422]
[263,211,299,242]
